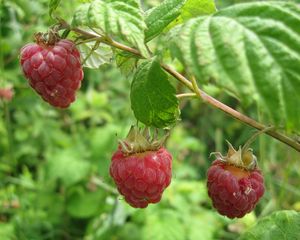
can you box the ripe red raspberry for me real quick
[110,127,172,208]
[20,33,83,108]
[207,142,265,218]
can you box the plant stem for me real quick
[191,75,202,98]
[161,64,194,91]
[68,26,300,153]
[91,177,119,195]
[70,27,142,57]
[161,64,300,152]
[176,93,197,99]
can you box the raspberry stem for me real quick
[58,21,300,153]
[176,93,197,99]
[190,75,202,98]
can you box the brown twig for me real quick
[66,25,300,153]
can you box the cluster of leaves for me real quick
[1,0,300,239]
[68,0,300,133]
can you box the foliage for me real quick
[1,0,300,239]
[144,0,216,42]
[167,2,300,130]
[239,210,300,240]
[77,42,113,69]
[130,59,179,128]
[48,0,61,17]
[72,0,149,57]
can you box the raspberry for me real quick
[0,88,13,101]
[20,34,83,108]
[207,142,265,218]
[109,127,172,208]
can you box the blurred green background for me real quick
[1,0,300,239]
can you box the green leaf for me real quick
[48,0,61,17]
[239,210,300,240]
[72,3,90,27]
[168,0,217,28]
[36,192,64,224]
[77,41,112,69]
[0,223,14,240]
[116,52,138,77]
[186,212,221,240]
[66,187,106,218]
[89,124,125,178]
[143,210,185,240]
[46,149,91,187]
[145,0,216,42]
[180,0,216,18]
[72,0,148,57]
[168,2,300,131]
[130,59,179,128]
[145,0,185,42]
[117,223,141,240]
